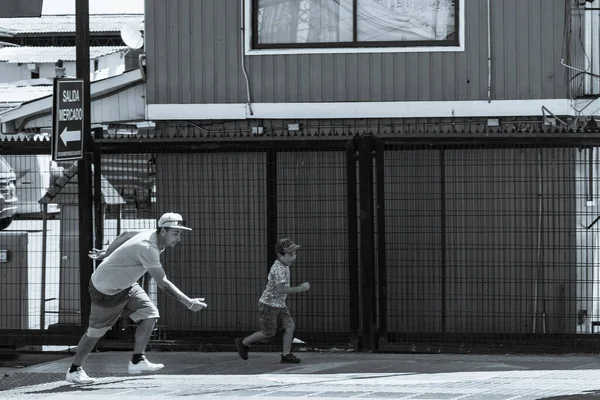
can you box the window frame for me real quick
[245,0,465,55]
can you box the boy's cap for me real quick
[157,212,192,231]
[275,238,301,254]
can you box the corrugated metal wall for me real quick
[145,0,573,105]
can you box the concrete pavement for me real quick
[1,350,600,399]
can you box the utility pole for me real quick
[76,0,93,327]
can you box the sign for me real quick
[52,79,85,161]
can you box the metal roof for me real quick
[0,14,143,34]
[0,46,127,63]
[0,84,53,104]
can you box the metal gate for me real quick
[3,134,600,353]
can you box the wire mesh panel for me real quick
[0,153,63,336]
[151,149,267,334]
[382,142,591,347]
[276,149,350,340]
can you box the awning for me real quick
[0,68,146,134]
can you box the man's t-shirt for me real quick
[259,260,290,308]
[91,230,164,295]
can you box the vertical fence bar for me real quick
[440,148,447,333]
[358,135,376,351]
[93,143,103,253]
[40,203,48,330]
[76,0,93,327]
[266,149,278,265]
[375,139,387,345]
[347,138,359,348]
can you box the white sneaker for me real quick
[128,356,164,374]
[65,367,95,384]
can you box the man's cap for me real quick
[275,238,301,254]
[157,212,192,231]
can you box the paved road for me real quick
[1,351,600,399]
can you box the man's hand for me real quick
[187,298,207,312]
[88,248,107,260]
[299,282,310,291]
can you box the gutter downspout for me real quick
[487,0,492,103]
[240,0,254,116]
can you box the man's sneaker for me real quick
[281,353,301,364]
[236,338,249,360]
[66,366,95,384]
[128,355,165,374]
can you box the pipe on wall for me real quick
[487,0,492,103]
[240,0,254,116]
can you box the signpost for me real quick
[52,78,85,162]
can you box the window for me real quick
[250,0,461,53]
[584,3,600,95]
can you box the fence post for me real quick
[346,138,360,349]
[375,139,387,347]
[358,134,377,352]
[266,149,278,266]
[76,0,93,328]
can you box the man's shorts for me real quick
[88,281,160,329]
[258,302,294,336]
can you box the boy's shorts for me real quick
[88,281,160,329]
[258,302,294,336]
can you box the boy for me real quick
[236,238,310,363]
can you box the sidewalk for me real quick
[1,350,600,399]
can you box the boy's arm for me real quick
[276,282,310,294]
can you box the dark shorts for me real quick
[88,281,160,329]
[259,302,295,336]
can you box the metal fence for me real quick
[2,135,600,353]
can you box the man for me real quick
[66,212,207,384]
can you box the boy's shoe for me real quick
[236,338,249,360]
[281,353,301,364]
[66,366,95,384]
[128,355,165,374]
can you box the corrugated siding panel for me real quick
[146,0,569,104]
[92,83,146,123]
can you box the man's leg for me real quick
[133,318,157,354]
[126,285,162,374]
[72,331,103,366]
[66,326,110,384]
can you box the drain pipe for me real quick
[240,0,254,116]
[487,0,492,102]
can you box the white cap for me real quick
[157,212,192,231]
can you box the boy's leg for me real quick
[279,307,300,363]
[243,331,270,345]
[236,303,278,360]
[282,327,294,355]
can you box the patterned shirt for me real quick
[259,260,290,308]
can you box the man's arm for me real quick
[147,266,206,311]
[89,231,140,260]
